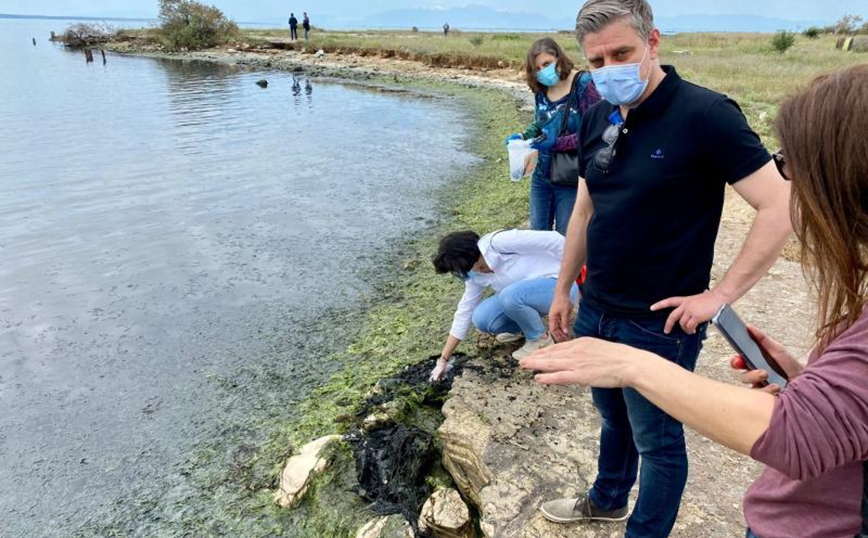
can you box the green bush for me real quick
[771,30,796,53]
[468,35,485,47]
[158,0,239,51]
[491,33,521,41]
[803,26,822,39]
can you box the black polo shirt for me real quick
[578,65,771,316]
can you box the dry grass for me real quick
[238,29,865,147]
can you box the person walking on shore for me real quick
[536,1,792,536]
[523,63,868,538]
[505,38,602,235]
[288,13,298,41]
[303,12,311,41]
[443,22,450,37]
[429,229,579,381]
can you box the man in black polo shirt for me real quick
[532,1,792,537]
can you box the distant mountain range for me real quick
[340,6,827,33]
[1,7,831,33]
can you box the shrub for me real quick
[834,14,863,35]
[771,30,796,53]
[491,33,521,41]
[803,26,822,39]
[61,22,117,47]
[158,0,239,51]
[468,35,484,47]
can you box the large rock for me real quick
[274,434,342,508]
[437,193,815,537]
[418,488,475,538]
[356,514,415,538]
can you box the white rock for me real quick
[418,488,475,538]
[315,49,326,58]
[273,434,342,508]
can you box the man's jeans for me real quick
[574,299,707,538]
[472,278,578,341]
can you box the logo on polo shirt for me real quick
[651,148,665,160]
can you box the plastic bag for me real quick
[507,139,538,181]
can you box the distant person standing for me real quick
[443,22,450,37]
[303,12,311,41]
[288,13,298,41]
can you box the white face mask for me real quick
[590,46,650,106]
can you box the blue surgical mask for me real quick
[454,270,477,282]
[591,46,650,106]
[536,63,560,87]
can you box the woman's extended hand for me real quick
[728,324,805,394]
[519,337,646,388]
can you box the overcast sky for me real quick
[1,0,864,24]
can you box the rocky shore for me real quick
[104,40,813,537]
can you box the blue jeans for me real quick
[472,278,578,341]
[574,299,707,538]
[746,530,760,538]
[530,174,577,236]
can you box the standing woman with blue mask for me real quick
[505,38,601,235]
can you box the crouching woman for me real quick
[430,229,579,381]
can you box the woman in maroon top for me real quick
[521,64,868,538]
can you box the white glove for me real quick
[429,357,453,382]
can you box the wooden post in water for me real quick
[101,50,106,65]
[32,37,36,46]
[85,49,94,63]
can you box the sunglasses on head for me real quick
[772,151,790,181]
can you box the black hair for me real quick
[432,230,480,278]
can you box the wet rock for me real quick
[255,79,268,88]
[363,411,391,431]
[274,434,342,508]
[418,488,475,538]
[356,514,416,538]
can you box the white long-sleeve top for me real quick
[449,229,566,340]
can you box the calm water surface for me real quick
[0,19,477,537]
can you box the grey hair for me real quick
[575,0,655,46]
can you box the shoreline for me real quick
[79,41,535,537]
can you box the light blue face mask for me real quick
[536,63,560,87]
[591,46,650,106]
